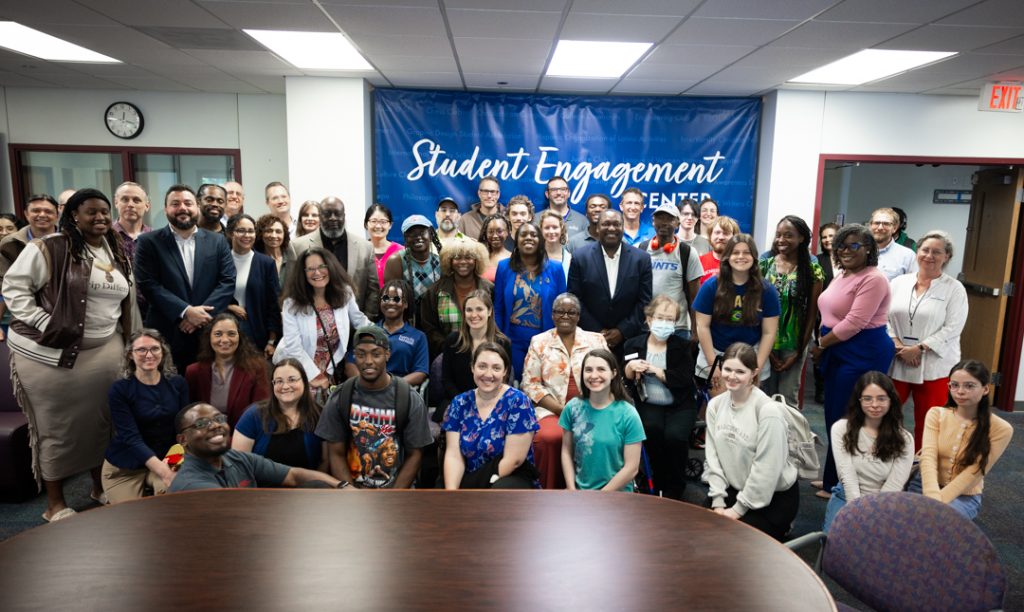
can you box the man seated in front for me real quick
[168,403,347,492]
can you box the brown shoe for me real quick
[814,490,832,500]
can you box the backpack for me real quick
[333,376,413,435]
[755,394,823,480]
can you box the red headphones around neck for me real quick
[650,237,677,254]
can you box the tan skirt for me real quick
[10,334,123,484]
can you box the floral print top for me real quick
[442,387,538,473]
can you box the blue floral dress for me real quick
[442,387,539,473]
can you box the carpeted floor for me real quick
[1,372,1021,610]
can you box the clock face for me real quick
[105,101,143,139]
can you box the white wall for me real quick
[0,86,288,216]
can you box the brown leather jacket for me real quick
[9,234,134,368]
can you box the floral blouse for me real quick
[442,387,538,473]
[521,329,609,420]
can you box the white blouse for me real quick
[887,273,968,384]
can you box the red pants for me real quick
[893,377,949,451]
[533,416,565,489]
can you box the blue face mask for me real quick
[650,320,675,340]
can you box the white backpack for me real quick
[756,394,824,480]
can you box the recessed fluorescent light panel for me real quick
[0,21,119,63]
[789,49,957,85]
[244,29,371,70]
[547,40,652,78]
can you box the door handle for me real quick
[958,276,1001,296]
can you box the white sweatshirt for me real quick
[830,419,914,500]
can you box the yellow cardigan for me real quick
[919,406,1013,504]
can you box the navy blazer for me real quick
[233,251,282,349]
[134,226,236,363]
[567,241,652,339]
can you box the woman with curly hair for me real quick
[254,213,291,286]
[102,329,189,504]
[478,214,512,283]
[185,312,270,426]
[419,237,492,358]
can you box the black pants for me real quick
[637,403,697,500]
[708,482,799,541]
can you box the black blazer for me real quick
[233,250,282,349]
[567,241,653,339]
[622,333,697,410]
[816,251,834,290]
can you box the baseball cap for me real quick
[436,196,459,210]
[401,214,433,233]
[354,325,389,350]
[652,203,680,218]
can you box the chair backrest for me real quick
[0,341,18,413]
[823,492,1005,612]
[428,353,444,408]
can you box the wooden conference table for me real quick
[0,490,834,611]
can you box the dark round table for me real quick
[0,490,834,611]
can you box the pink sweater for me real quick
[817,267,890,341]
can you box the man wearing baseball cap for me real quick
[383,215,442,318]
[315,325,433,489]
[435,196,470,246]
[640,203,703,340]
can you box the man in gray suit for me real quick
[289,196,379,320]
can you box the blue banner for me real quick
[373,89,760,240]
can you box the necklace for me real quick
[85,241,115,282]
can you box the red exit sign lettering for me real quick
[979,81,1024,113]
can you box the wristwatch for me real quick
[336,480,351,489]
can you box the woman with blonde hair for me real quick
[419,237,492,358]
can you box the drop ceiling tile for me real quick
[915,52,1024,75]
[0,70,61,87]
[35,73,125,89]
[710,65,806,83]
[82,0,224,28]
[967,33,1024,54]
[37,24,197,65]
[664,17,800,46]
[733,46,851,69]
[989,67,1024,79]
[372,54,459,73]
[346,34,453,57]
[876,25,1024,52]
[184,50,302,75]
[684,81,764,95]
[319,0,439,6]
[612,78,696,94]
[182,76,266,93]
[385,71,464,88]
[627,62,720,81]
[463,73,539,89]
[924,88,982,95]
[0,1,120,26]
[817,0,978,24]
[446,9,561,40]
[238,75,287,93]
[560,12,680,42]
[571,0,701,17]
[103,75,198,91]
[644,44,757,67]
[443,0,566,9]
[938,0,1024,28]
[694,0,838,21]
[538,76,616,92]
[195,1,337,31]
[770,20,914,49]
[453,38,550,74]
[320,5,447,37]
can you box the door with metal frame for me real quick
[958,167,1022,401]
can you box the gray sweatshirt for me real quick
[703,387,797,516]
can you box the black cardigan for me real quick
[622,333,697,410]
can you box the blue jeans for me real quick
[906,471,982,520]
[822,483,847,533]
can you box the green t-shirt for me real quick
[558,398,646,491]
[759,256,824,351]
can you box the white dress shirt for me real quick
[172,226,198,287]
[602,243,622,297]
[887,272,968,384]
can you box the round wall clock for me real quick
[104,101,144,139]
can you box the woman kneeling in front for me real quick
[703,342,799,540]
[559,348,645,492]
[442,342,539,489]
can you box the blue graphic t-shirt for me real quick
[442,387,539,473]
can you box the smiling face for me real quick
[74,198,112,243]
[516,223,540,256]
[115,184,149,224]
[272,364,305,407]
[380,285,407,323]
[266,185,290,216]
[463,296,489,331]
[652,212,678,241]
[304,254,330,291]
[230,218,256,254]
[836,233,869,272]
[25,198,58,235]
[820,227,836,253]
[261,220,285,250]
[582,354,615,395]
[131,334,164,375]
[435,202,460,233]
[679,203,697,231]
[451,254,477,279]
[472,349,506,393]
[478,179,500,212]
[299,204,320,233]
[699,201,718,227]
[917,237,949,276]
[620,192,644,222]
[541,215,563,245]
[508,203,531,233]
[224,181,244,217]
[597,211,623,250]
[869,211,897,246]
[354,341,389,385]
[710,225,734,255]
[165,190,199,231]
[728,241,755,273]
[366,210,392,240]
[404,226,432,256]
[721,357,757,391]
[0,217,16,239]
[552,297,580,334]
[585,196,610,224]
[858,383,891,421]
[198,186,226,223]
[773,220,804,257]
[210,318,240,361]
[484,219,509,252]
[545,178,569,208]
[179,404,231,458]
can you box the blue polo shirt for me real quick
[347,322,429,378]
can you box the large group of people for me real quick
[0,177,1011,544]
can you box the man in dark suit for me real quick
[568,210,652,354]
[134,184,236,371]
[289,196,379,320]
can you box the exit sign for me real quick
[979,81,1023,113]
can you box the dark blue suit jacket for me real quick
[234,251,282,349]
[134,226,236,366]
[567,241,652,339]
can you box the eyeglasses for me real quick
[836,242,864,252]
[381,296,403,304]
[553,309,579,318]
[305,264,328,274]
[132,346,162,356]
[548,187,569,193]
[367,218,390,226]
[272,376,303,387]
[232,229,256,235]
[859,396,890,405]
[870,220,894,227]
[948,381,981,391]
[181,414,228,433]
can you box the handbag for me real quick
[313,307,345,402]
